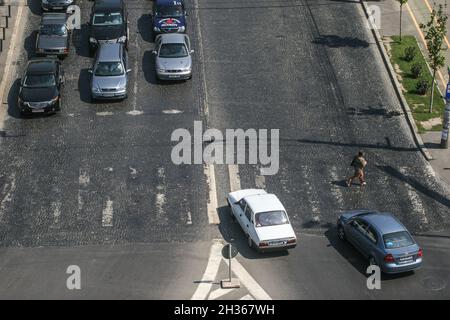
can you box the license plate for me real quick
[31,109,45,113]
[269,240,286,246]
[102,93,114,97]
[53,7,62,10]
[398,256,413,263]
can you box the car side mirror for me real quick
[126,69,132,73]
[190,50,194,54]
[88,69,93,74]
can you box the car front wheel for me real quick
[337,225,346,241]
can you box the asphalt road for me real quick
[0,0,449,299]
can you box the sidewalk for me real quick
[365,0,450,186]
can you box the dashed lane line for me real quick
[228,164,241,192]
[102,197,114,227]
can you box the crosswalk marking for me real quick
[102,197,114,227]
[400,167,428,226]
[330,165,345,210]
[301,165,322,222]
[51,201,61,227]
[156,167,168,226]
[0,173,16,223]
[205,164,220,224]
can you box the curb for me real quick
[360,1,434,161]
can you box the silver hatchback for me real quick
[89,43,131,101]
[153,33,193,81]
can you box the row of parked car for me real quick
[17,0,193,115]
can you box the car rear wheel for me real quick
[337,225,346,241]
[247,235,253,249]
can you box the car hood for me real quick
[154,16,186,29]
[20,86,58,102]
[157,56,191,70]
[92,75,127,89]
[255,224,296,241]
[91,25,125,40]
[228,189,267,204]
[387,244,420,256]
[37,35,67,49]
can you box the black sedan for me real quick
[18,58,65,115]
[41,0,75,12]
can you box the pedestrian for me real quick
[347,151,367,187]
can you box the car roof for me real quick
[360,212,406,235]
[97,43,122,61]
[42,13,67,25]
[27,59,58,74]
[156,0,184,6]
[245,194,286,214]
[158,33,187,44]
[94,0,123,12]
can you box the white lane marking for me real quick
[191,240,223,300]
[102,197,114,227]
[208,288,235,300]
[0,173,16,222]
[240,294,255,300]
[51,201,61,226]
[155,167,168,225]
[129,167,137,179]
[222,258,272,300]
[162,109,183,114]
[400,167,428,226]
[78,167,90,212]
[96,112,114,116]
[126,110,144,116]
[131,36,139,113]
[78,170,90,187]
[0,4,27,130]
[187,211,193,225]
[255,175,266,189]
[205,164,219,224]
[228,164,241,192]
[330,165,345,210]
[301,165,321,221]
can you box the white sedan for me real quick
[227,189,297,252]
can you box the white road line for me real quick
[78,167,90,212]
[51,201,61,226]
[96,112,114,116]
[162,109,183,114]
[400,167,428,226]
[0,4,27,130]
[330,165,345,211]
[205,164,219,224]
[208,288,235,300]
[126,110,144,116]
[0,173,16,222]
[191,240,223,300]
[187,211,192,225]
[240,294,255,300]
[223,257,272,300]
[301,165,321,221]
[228,164,241,192]
[102,197,114,227]
[155,167,168,225]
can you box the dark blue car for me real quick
[152,0,187,38]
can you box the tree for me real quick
[396,0,409,42]
[420,4,448,113]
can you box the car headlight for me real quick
[117,36,127,43]
[178,26,185,32]
[89,37,98,43]
[48,97,59,104]
[117,86,126,91]
[153,27,160,32]
[92,87,101,93]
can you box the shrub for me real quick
[404,46,417,62]
[410,63,423,79]
[416,78,429,95]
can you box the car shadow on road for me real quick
[24,31,38,61]
[78,68,92,103]
[217,205,289,260]
[312,35,370,48]
[138,14,154,43]
[27,0,42,16]
[72,24,92,58]
[324,227,415,281]
[7,79,22,119]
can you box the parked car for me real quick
[88,0,129,55]
[17,58,64,115]
[36,13,70,58]
[89,43,130,101]
[41,0,75,12]
[227,189,297,252]
[153,33,193,81]
[152,0,187,38]
[337,210,423,274]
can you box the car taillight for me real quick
[287,239,296,244]
[417,248,423,258]
[384,254,395,263]
[259,242,268,247]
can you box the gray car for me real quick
[337,210,423,274]
[36,13,70,58]
[153,33,193,81]
[89,43,131,101]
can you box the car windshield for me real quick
[383,231,415,249]
[155,5,184,17]
[255,211,289,227]
[40,24,67,36]
[159,43,188,58]
[95,61,124,76]
[23,74,56,88]
[93,12,123,26]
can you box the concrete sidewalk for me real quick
[365,0,450,187]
